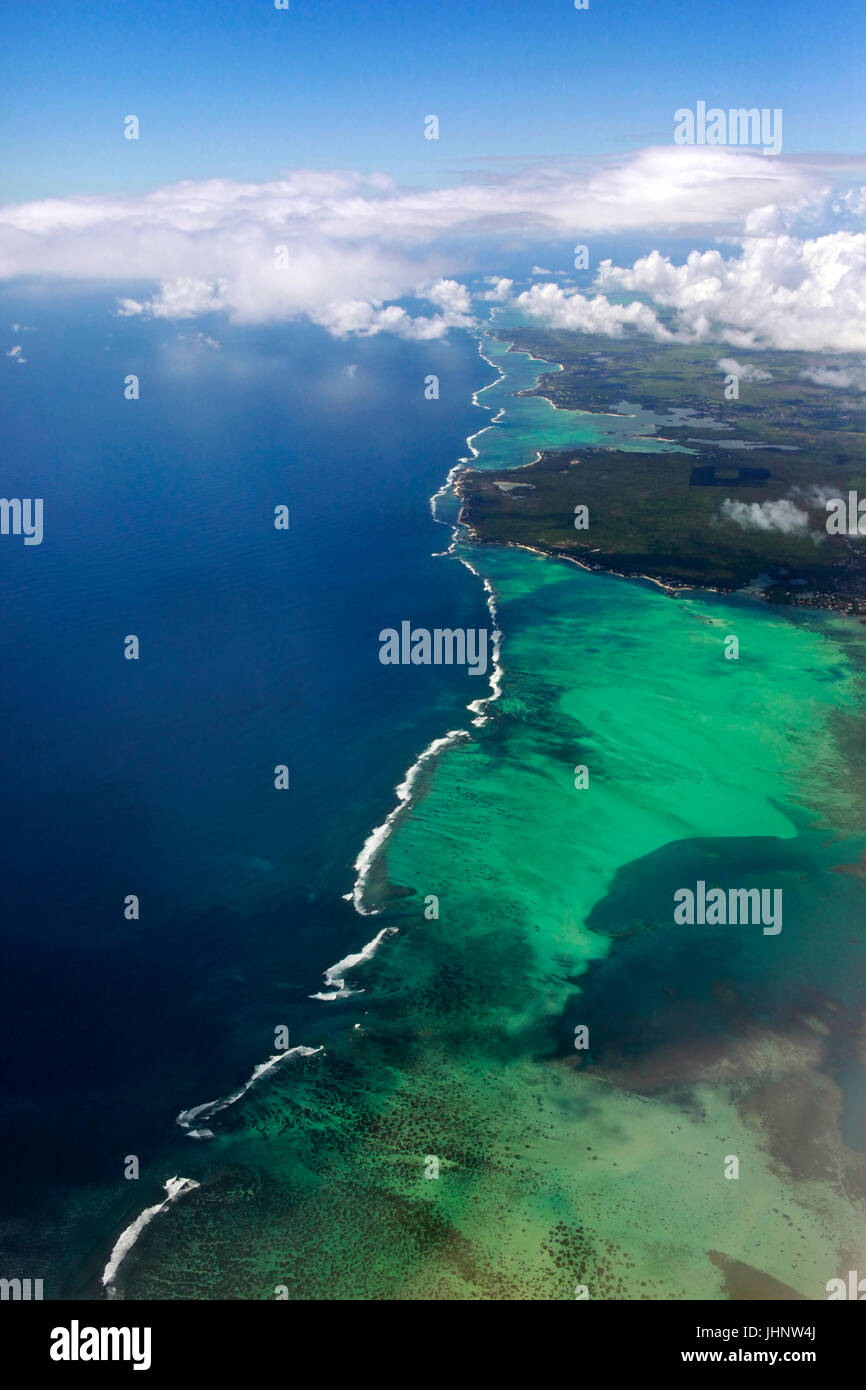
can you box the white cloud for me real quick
[720,497,811,534]
[0,149,838,338]
[480,276,513,302]
[791,484,837,507]
[716,357,772,382]
[6,343,25,364]
[313,299,464,340]
[176,330,221,349]
[836,186,866,221]
[514,282,675,339]
[799,363,866,390]
[511,221,866,353]
[120,277,228,319]
[595,228,866,351]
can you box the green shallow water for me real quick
[466,326,688,468]
[119,328,866,1300]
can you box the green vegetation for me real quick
[457,330,866,610]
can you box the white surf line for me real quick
[430,328,506,523]
[98,321,516,1286]
[430,434,497,524]
[465,330,509,456]
[101,1176,200,1294]
[342,323,515,923]
[310,925,400,1000]
[342,728,470,917]
[99,1026,323,1284]
[175,1044,324,1139]
[457,559,503,727]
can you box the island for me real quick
[457,328,866,612]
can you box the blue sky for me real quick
[3,0,865,200]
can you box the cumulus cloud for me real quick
[520,217,866,353]
[716,357,772,382]
[799,362,866,390]
[0,149,838,339]
[480,276,513,302]
[425,277,472,317]
[514,282,675,339]
[120,271,476,341]
[6,343,25,364]
[595,229,866,351]
[720,497,811,534]
[118,277,227,319]
[314,296,472,340]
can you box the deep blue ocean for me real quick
[0,235,712,1295]
[0,284,493,1295]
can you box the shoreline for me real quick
[96,313,866,1300]
[95,320,508,1295]
[343,327,509,916]
[456,325,866,621]
[455,505,866,620]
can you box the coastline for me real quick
[454,325,866,620]
[98,314,866,1302]
[341,327,510,918]
[95,323,506,1295]
[455,502,866,619]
